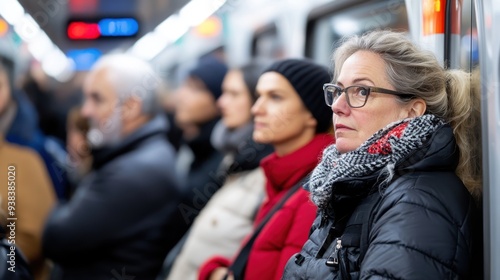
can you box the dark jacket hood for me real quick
[398,124,458,173]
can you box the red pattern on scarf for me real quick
[367,122,409,155]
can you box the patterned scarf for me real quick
[309,114,446,210]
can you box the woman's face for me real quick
[174,77,219,127]
[251,72,317,156]
[332,50,415,154]
[218,70,253,129]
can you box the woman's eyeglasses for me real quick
[323,83,414,108]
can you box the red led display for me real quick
[67,22,100,40]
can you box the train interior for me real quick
[0,0,498,278]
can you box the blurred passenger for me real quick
[0,65,56,279]
[282,30,482,279]
[166,62,273,280]
[21,64,78,144]
[42,54,184,280]
[0,224,33,279]
[160,84,184,152]
[0,39,68,200]
[174,55,227,226]
[65,106,91,195]
[199,59,334,280]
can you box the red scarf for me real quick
[256,133,334,224]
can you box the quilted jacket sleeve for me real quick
[360,174,476,280]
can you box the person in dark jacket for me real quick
[200,59,334,280]
[282,30,482,279]
[42,54,184,280]
[174,55,227,226]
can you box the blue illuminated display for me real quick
[98,18,139,36]
[67,48,102,71]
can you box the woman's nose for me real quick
[331,92,349,115]
[81,100,92,118]
[251,97,263,115]
[216,93,227,109]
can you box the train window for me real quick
[251,23,284,60]
[306,0,408,66]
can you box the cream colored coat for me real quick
[167,168,266,280]
[0,139,56,280]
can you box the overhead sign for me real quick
[67,17,139,40]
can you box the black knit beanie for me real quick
[189,55,228,100]
[262,59,332,133]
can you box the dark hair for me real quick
[239,61,266,102]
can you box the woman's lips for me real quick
[254,122,267,129]
[335,124,352,130]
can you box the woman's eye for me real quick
[228,90,239,98]
[353,87,369,96]
[270,93,282,100]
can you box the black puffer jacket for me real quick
[282,125,481,279]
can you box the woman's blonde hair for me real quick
[332,30,482,200]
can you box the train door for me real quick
[475,0,500,279]
[409,0,493,278]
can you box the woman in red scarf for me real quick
[199,59,334,280]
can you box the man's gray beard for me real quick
[87,110,122,148]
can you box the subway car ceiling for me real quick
[0,0,484,85]
[0,0,218,82]
[1,0,338,83]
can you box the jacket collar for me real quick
[398,124,458,173]
[91,114,168,169]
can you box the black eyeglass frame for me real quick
[323,83,415,108]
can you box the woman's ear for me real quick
[406,98,427,118]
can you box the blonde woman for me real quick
[283,30,482,279]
